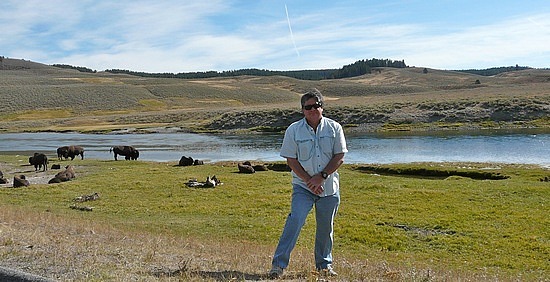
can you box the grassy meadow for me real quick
[1,155,548,281]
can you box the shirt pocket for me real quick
[296,138,314,161]
[319,133,335,155]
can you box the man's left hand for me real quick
[307,174,325,195]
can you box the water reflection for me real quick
[0,129,548,166]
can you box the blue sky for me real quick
[1,0,549,73]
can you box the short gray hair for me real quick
[300,88,324,108]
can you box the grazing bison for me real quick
[13,175,30,187]
[57,145,85,160]
[48,165,76,183]
[57,146,68,160]
[110,146,139,160]
[29,152,48,171]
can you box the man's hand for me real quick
[286,157,326,195]
[307,174,325,195]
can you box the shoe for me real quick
[268,265,284,279]
[318,265,338,277]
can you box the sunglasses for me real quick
[303,102,322,110]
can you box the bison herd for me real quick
[1,143,276,189]
[1,144,141,188]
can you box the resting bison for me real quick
[0,170,7,184]
[178,156,205,166]
[13,175,30,187]
[179,156,194,166]
[110,146,139,160]
[238,163,255,174]
[237,161,268,173]
[253,164,269,171]
[57,145,85,160]
[48,165,76,183]
[29,153,48,171]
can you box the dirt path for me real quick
[0,162,58,188]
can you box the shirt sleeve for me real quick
[334,123,348,154]
[280,124,298,158]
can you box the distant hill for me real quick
[456,65,532,76]
[59,59,538,80]
[0,57,548,133]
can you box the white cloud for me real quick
[399,13,550,69]
[2,1,549,71]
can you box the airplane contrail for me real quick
[285,4,300,57]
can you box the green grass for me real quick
[1,156,548,280]
[341,163,549,274]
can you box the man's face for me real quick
[302,97,323,120]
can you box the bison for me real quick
[0,170,7,184]
[178,156,205,166]
[13,175,30,187]
[57,145,84,160]
[253,164,269,171]
[110,146,139,160]
[29,152,48,171]
[179,156,194,166]
[238,163,255,174]
[48,165,76,183]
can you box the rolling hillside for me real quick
[1,57,549,133]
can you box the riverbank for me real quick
[1,108,548,135]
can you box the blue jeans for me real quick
[272,184,340,269]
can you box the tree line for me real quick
[102,68,338,80]
[52,60,538,80]
[52,64,97,73]
[456,65,531,76]
[101,58,408,80]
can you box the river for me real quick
[0,129,548,167]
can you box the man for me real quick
[269,89,347,278]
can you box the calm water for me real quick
[0,129,548,166]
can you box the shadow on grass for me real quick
[353,165,510,180]
[151,268,296,281]
[193,270,264,281]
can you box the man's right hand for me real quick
[307,174,325,195]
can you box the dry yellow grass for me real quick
[1,205,510,282]
[1,58,549,133]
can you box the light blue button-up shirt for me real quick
[280,117,348,197]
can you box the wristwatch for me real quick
[321,171,328,179]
